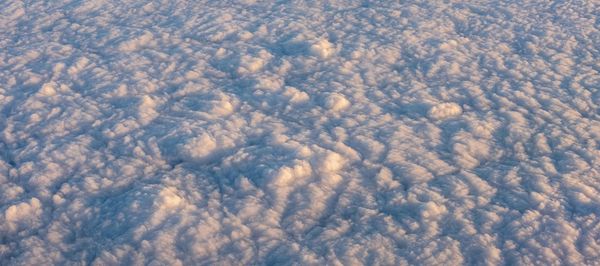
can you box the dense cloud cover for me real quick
[1,0,600,265]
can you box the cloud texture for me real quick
[1,0,600,265]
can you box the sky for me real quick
[1,0,600,265]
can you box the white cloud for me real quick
[1,0,599,265]
[428,102,463,120]
[324,93,351,112]
[310,39,336,59]
[3,198,43,233]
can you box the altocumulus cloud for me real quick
[1,0,600,265]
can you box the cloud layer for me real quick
[1,0,599,265]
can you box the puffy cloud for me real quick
[310,39,336,59]
[324,93,351,112]
[1,0,599,265]
[3,198,43,234]
[428,102,463,120]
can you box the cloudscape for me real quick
[1,1,599,265]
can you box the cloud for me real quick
[428,102,463,120]
[0,0,599,265]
